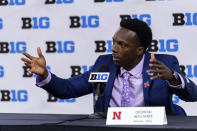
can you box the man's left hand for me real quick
[146,53,173,81]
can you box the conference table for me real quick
[0,113,196,131]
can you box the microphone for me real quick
[88,65,109,118]
[93,65,109,105]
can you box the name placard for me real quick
[106,107,167,125]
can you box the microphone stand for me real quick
[89,83,107,119]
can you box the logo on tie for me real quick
[144,81,149,88]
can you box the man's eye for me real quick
[118,42,122,45]
[118,42,125,47]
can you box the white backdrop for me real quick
[0,0,197,115]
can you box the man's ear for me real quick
[137,47,144,56]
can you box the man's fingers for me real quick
[150,53,158,62]
[147,69,163,74]
[37,47,43,58]
[150,75,160,80]
[151,53,155,60]
[29,69,33,75]
[149,63,163,69]
[24,62,31,68]
[150,54,163,65]
[21,57,31,64]
[22,52,33,60]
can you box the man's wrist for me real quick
[36,70,52,87]
[168,69,174,81]
[168,70,181,85]
[40,68,48,80]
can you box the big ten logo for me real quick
[94,0,124,3]
[95,40,112,53]
[21,17,50,29]
[88,72,109,82]
[0,90,28,102]
[45,41,75,53]
[0,0,25,6]
[0,66,4,78]
[70,65,92,77]
[0,18,3,29]
[180,65,197,78]
[45,0,74,4]
[147,39,178,52]
[22,65,51,78]
[69,16,99,28]
[0,41,26,54]
[173,13,197,26]
[120,14,151,26]
[172,95,179,104]
[47,93,76,103]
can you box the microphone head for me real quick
[98,65,109,72]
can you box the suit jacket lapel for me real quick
[104,61,118,112]
[142,52,153,106]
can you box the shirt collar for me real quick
[120,54,145,78]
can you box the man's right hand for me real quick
[21,47,48,80]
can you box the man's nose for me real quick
[112,44,118,53]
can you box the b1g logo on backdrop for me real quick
[0,18,3,29]
[70,65,92,77]
[45,0,74,4]
[0,66,4,78]
[0,41,26,54]
[0,90,28,102]
[95,40,112,53]
[22,65,51,78]
[69,16,99,28]
[45,41,75,53]
[94,0,124,3]
[180,65,197,78]
[147,39,178,52]
[94,39,178,53]
[47,93,76,103]
[120,14,151,26]
[21,17,50,29]
[0,0,26,6]
[173,13,197,26]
